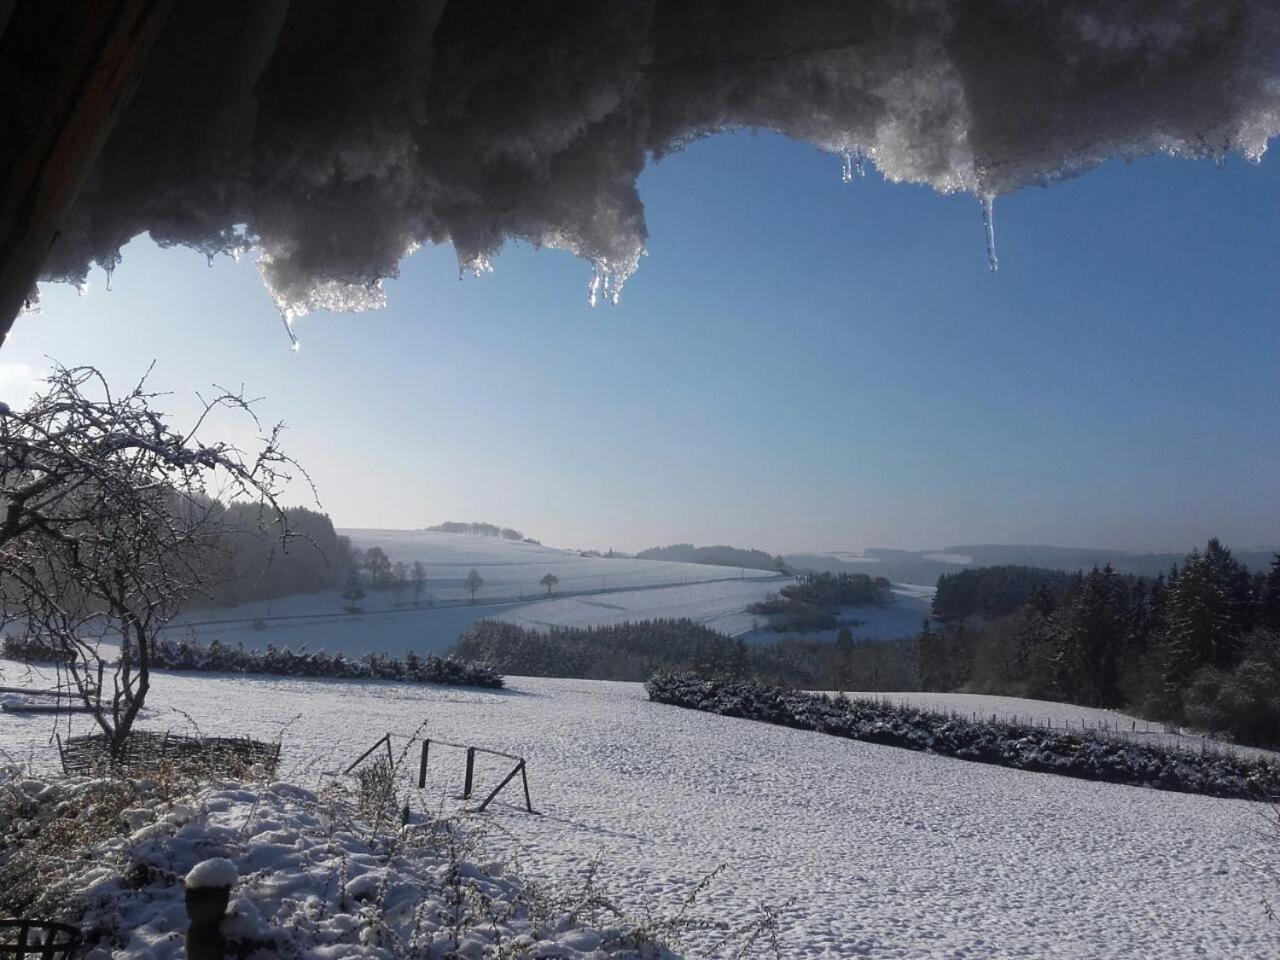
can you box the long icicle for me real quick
[981,194,999,272]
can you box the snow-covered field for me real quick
[2,663,1274,958]
[343,530,779,601]
[496,578,784,636]
[159,531,935,655]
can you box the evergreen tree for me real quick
[1051,565,1125,706]
[1163,545,1241,691]
[540,572,560,596]
[1259,554,1280,630]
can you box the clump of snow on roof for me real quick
[184,857,239,890]
[39,0,1280,324]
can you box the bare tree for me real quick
[341,570,366,612]
[540,572,560,596]
[410,560,427,605]
[464,568,484,602]
[0,364,303,756]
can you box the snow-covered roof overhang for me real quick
[19,0,1280,329]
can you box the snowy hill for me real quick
[159,531,934,658]
[157,530,790,656]
[1,663,1273,958]
[342,529,778,600]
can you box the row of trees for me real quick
[750,571,892,633]
[425,521,533,541]
[918,540,1280,745]
[340,562,565,612]
[339,546,432,609]
[635,543,789,573]
[454,618,753,682]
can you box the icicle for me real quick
[75,280,89,297]
[981,194,999,273]
[104,265,114,292]
[854,152,866,178]
[841,152,853,184]
[206,252,216,268]
[279,312,301,351]
[587,261,606,307]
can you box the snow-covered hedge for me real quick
[646,673,1280,801]
[2,634,504,689]
[1,634,73,664]
[0,770,675,959]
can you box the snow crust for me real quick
[184,856,238,890]
[2,665,1275,957]
[4,772,653,960]
[37,1,1280,320]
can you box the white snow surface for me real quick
[183,856,239,890]
[342,530,779,602]
[162,530,789,655]
[38,1,1280,318]
[497,578,785,637]
[3,772,658,960]
[2,663,1275,958]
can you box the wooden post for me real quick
[418,739,430,788]
[463,747,475,799]
[0,0,175,346]
[519,760,534,813]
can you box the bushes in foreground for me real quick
[645,672,1280,800]
[2,633,503,688]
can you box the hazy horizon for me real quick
[2,130,1277,555]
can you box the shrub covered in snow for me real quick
[1,633,74,664]
[646,673,1280,801]
[2,634,504,689]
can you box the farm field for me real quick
[160,531,933,655]
[1,663,1273,958]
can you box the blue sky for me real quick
[2,131,1277,554]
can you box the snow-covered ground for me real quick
[2,663,1274,958]
[496,578,785,637]
[343,530,779,602]
[155,533,933,658]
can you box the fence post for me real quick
[463,747,475,799]
[520,760,534,813]
[418,739,430,788]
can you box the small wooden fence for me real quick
[345,732,537,814]
[57,730,280,777]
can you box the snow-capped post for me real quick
[185,858,238,960]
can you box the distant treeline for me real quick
[450,616,911,691]
[1,633,502,688]
[454,618,751,682]
[425,521,538,543]
[749,571,891,633]
[931,566,1075,622]
[917,540,1280,747]
[636,543,788,573]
